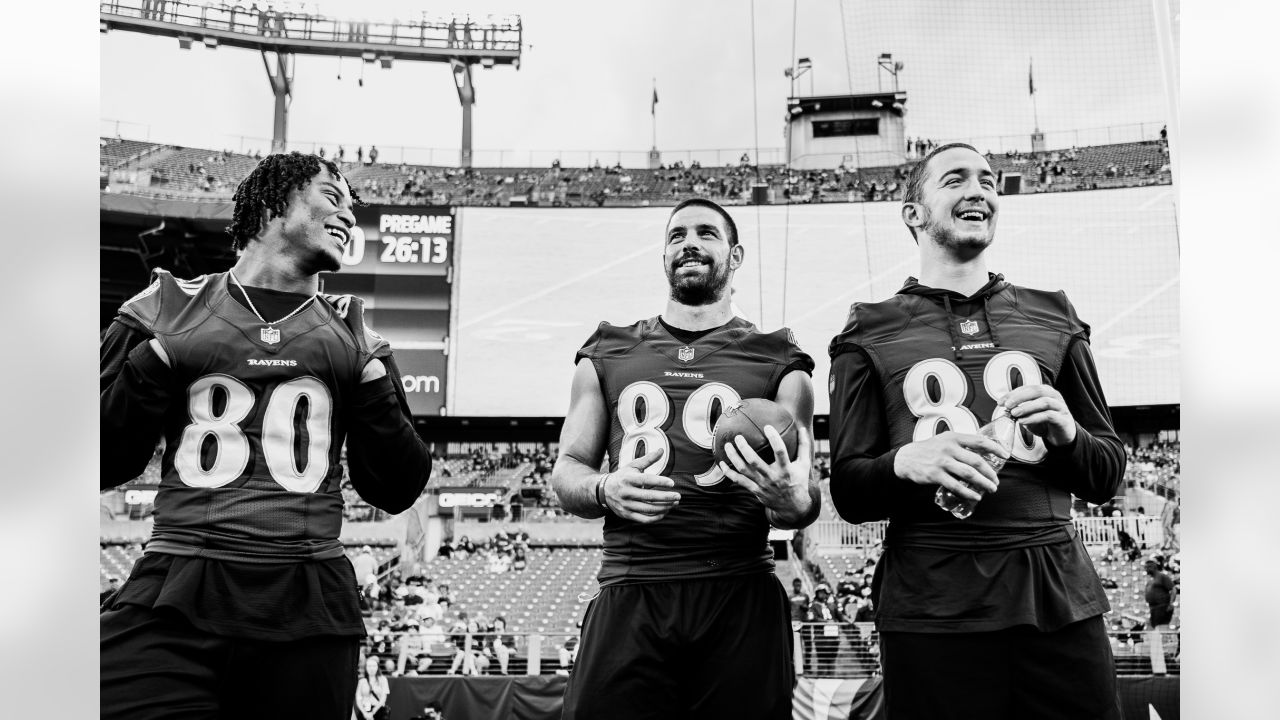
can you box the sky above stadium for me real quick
[100,0,1176,163]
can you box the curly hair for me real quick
[226,151,363,251]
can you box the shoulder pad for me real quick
[574,320,647,364]
[118,268,210,333]
[745,326,816,374]
[1006,286,1090,340]
[321,293,391,357]
[828,296,917,357]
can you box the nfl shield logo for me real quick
[959,319,980,336]
[260,326,281,345]
[677,346,695,363]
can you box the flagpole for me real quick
[1030,58,1040,131]
[651,77,657,150]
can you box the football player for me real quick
[553,198,820,719]
[100,152,433,720]
[827,143,1126,719]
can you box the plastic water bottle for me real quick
[934,407,1017,519]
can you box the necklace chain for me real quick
[228,271,315,327]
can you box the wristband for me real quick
[595,473,611,510]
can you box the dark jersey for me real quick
[827,275,1125,632]
[117,270,385,562]
[101,270,431,640]
[834,281,1084,548]
[576,316,813,587]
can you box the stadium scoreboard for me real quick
[322,205,456,416]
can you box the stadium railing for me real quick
[370,627,1178,678]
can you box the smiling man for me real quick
[553,198,819,719]
[826,144,1127,719]
[100,152,433,720]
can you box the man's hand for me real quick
[719,425,813,523]
[1000,384,1076,446]
[892,431,1007,502]
[602,447,681,524]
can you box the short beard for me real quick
[921,207,993,258]
[667,261,731,306]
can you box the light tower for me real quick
[100,2,522,165]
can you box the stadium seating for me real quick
[100,138,1172,207]
[385,546,602,634]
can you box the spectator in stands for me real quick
[788,578,809,622]
[1161,497,1180,551]
[804,584,840,676]
[457,536,476,557]
[512,547,528,572]
[488,615,516,674]
[1144,556,1176,629]
[369,619,395,659]
[447,612,485,675]
[421,615,447,646]
[557,627,581,675]
[396,618,431,676]
[836,569,860,600]
[353,545,378,590]
[356,655,390,720]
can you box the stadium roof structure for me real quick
[101,0,522,164]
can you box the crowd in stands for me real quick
[1125,441,1180,499]
[352,530,585,679]
[101,137,1172,207]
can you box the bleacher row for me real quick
[100,137,1171,207]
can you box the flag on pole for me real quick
[652,87,659,115]
[1029,61,1035,95]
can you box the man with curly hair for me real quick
[100,152,433,719]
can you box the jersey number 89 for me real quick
[615,381,741,486]
[903,350,1047,463]
[174,374,333,492]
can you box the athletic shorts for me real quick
[101,603,360,720]
[878,615,1122,720]
[560,573,794,720]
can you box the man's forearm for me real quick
[550,456,607,519]
[100,340,172,489]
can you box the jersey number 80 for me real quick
[173,374,333,492]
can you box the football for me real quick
[712,398,799,467]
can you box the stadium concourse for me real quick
[100,138,1179,719]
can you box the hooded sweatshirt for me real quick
[826,273,1125,632]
